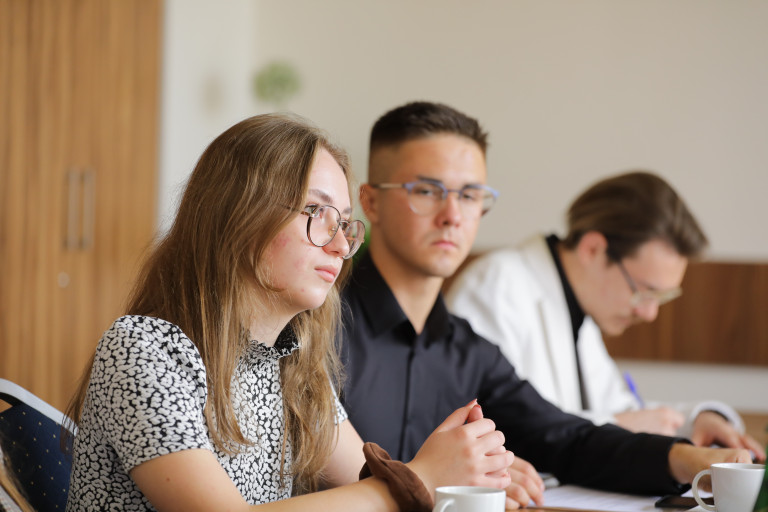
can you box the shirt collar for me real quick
[249,325,300,360]
[545,233,586,342]
[349,251,452,343]
[423,294,453,342]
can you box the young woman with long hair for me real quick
[64,113,513,511]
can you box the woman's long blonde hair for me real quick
[66,113,353,493]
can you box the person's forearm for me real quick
[257,478,399,512]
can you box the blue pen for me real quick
[623,371,644,408]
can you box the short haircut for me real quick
[562,171,708,260]
[369,101,488,157]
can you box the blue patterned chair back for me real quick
[0,379,76,512]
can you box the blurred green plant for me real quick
[253,61,301,108]
[754,446,768,512]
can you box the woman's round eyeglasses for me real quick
[300,204,365,260]
[370,179,498,217]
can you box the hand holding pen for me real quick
[614,373,685,435]
[623,372,644,408]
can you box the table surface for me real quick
[511,413,768,512]
[523,509,596,512]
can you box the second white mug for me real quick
[432,486,506,512]
[692,462,765,512]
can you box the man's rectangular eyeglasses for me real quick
[610,251,682,307]
[300,204,365,260]
[370,180,499,217]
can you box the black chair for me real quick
[0,379,76,511]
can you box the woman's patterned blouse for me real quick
[66,315,347,511]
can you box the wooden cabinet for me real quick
[446,255,768,367]
[604,261,768,365]
[0,0,161,410]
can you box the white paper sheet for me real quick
[542,485,659,511]
[540,485,713,511]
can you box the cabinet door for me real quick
[58,0,162,406]
[0,0,160,410]
[0,0,75,406]
[85,0,160,373]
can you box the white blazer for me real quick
[445,234,743,437]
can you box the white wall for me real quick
[160,1,768,410]
[162,1,768,261]
[617,360,768,414]
[159,0,261,232]
[246,0,768,262]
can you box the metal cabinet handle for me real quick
[66,169,80,250]
[81,170,95,249]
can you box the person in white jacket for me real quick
[445,171,765,460]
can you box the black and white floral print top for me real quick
[66,315,347,511]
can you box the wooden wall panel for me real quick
[0,0,161,410]
[603,261,768,366]
[446,256,768,367]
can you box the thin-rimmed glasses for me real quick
[300,204,365,260]
[370,179,499,217]
[611,253,682,307]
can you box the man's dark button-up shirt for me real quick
[339,252,686,495]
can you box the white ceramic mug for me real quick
[432,486,506,512]
[692,463,765,512]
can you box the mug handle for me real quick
[692,469,717,512]
[433,498,455,512]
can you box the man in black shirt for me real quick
[339,101,751,508]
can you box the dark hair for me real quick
[562,171,708,260]
[369,101,488,155]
